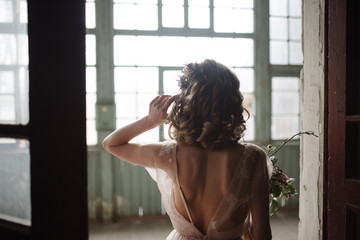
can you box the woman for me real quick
[103,59,272,240]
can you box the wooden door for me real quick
[0,1,88,239]
[326,0,360,239]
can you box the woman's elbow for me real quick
[102,138,111,151]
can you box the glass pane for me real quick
[86,2,96,28]
[115,67,137,92]
[115,36,253,67]
[272,92,299,114]
[189,0,209,6]
[270,17,288,40]
[233,68,254,92]
[234,9,253,33]
[114,36,137,66]
[289,0,301,17]
[0,95,15,122]
[86,67,97,93]
[214,8,253,33]
[137,93,157,116]
[189,6,210,29]
[0,71,14,93]
[272,77,299,90]
[86,35,96,65]
[136,36,161,66]
[115,67,158,93]
[19,0,27,23]
[86,119,97,145]
[0,34,16,65]
[164,70,182,94]
[234,38,254,67]
[0,139,31,226]
[270,40,288,64]
[162,6,184,28]
[270,0,288,16]
[114,3,158,30]
[114,4,136,29]
[289,41,303,64]
[244,116,254,141]
[136,68,159,93]
[86,93,96,119]
[116,93,137,118]
[162,0,183,4]
[136,5,158,30]
[0,0,12,22]
[271,116,299,140]
[214,0,253,8]
[289,18,301,40]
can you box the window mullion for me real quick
[95,0,116,139]
[254,0,271,142]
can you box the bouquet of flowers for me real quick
[267,131,318,216]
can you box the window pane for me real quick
[270,40,288,64]
[289,0,301,17]
[115,67,137,92]
[272,116,299,139]
[272,92,299,114]
[214,8,253,33]
[0,139,31,226]
[86,94,96,119]
[164,70,182,94]
[244,116,254,141]
[162,0,183,4]
[86,119,97,145]
[137,93,157,116]
[214,0,253,8]
[0,0,12,22]
[289,41,303,64]
[115,36,253,67]
[115,67,159,93]
[270,0,288,16]
[116,93,137,118]
[86,35,96,65]
[0,96,15,122]
[289,18,301,40]
[0,71,14,93]
[86,2,96,28]
[270,17,288,40]
[271,77,300,140]
[19,0,27,23]
[0,34,16,65]
[114,3,158,30]
[272,77,299,90]
[162,6,184,28]
[189,6,210,29]
[114,36,137,65]
[86,67,97,93]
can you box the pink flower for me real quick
[280,172,291,182]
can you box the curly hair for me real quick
[167,59,248,150]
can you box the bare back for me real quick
[173,143,247,234]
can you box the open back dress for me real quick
[151,141,268,240]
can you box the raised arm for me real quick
[249,149,272,240]
[102,95,176,167]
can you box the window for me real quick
[86,0,302,144]
[0,0,31,226]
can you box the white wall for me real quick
[299,0,325,239]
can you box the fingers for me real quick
[163,95,177,110]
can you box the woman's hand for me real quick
[147,95,177,128]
